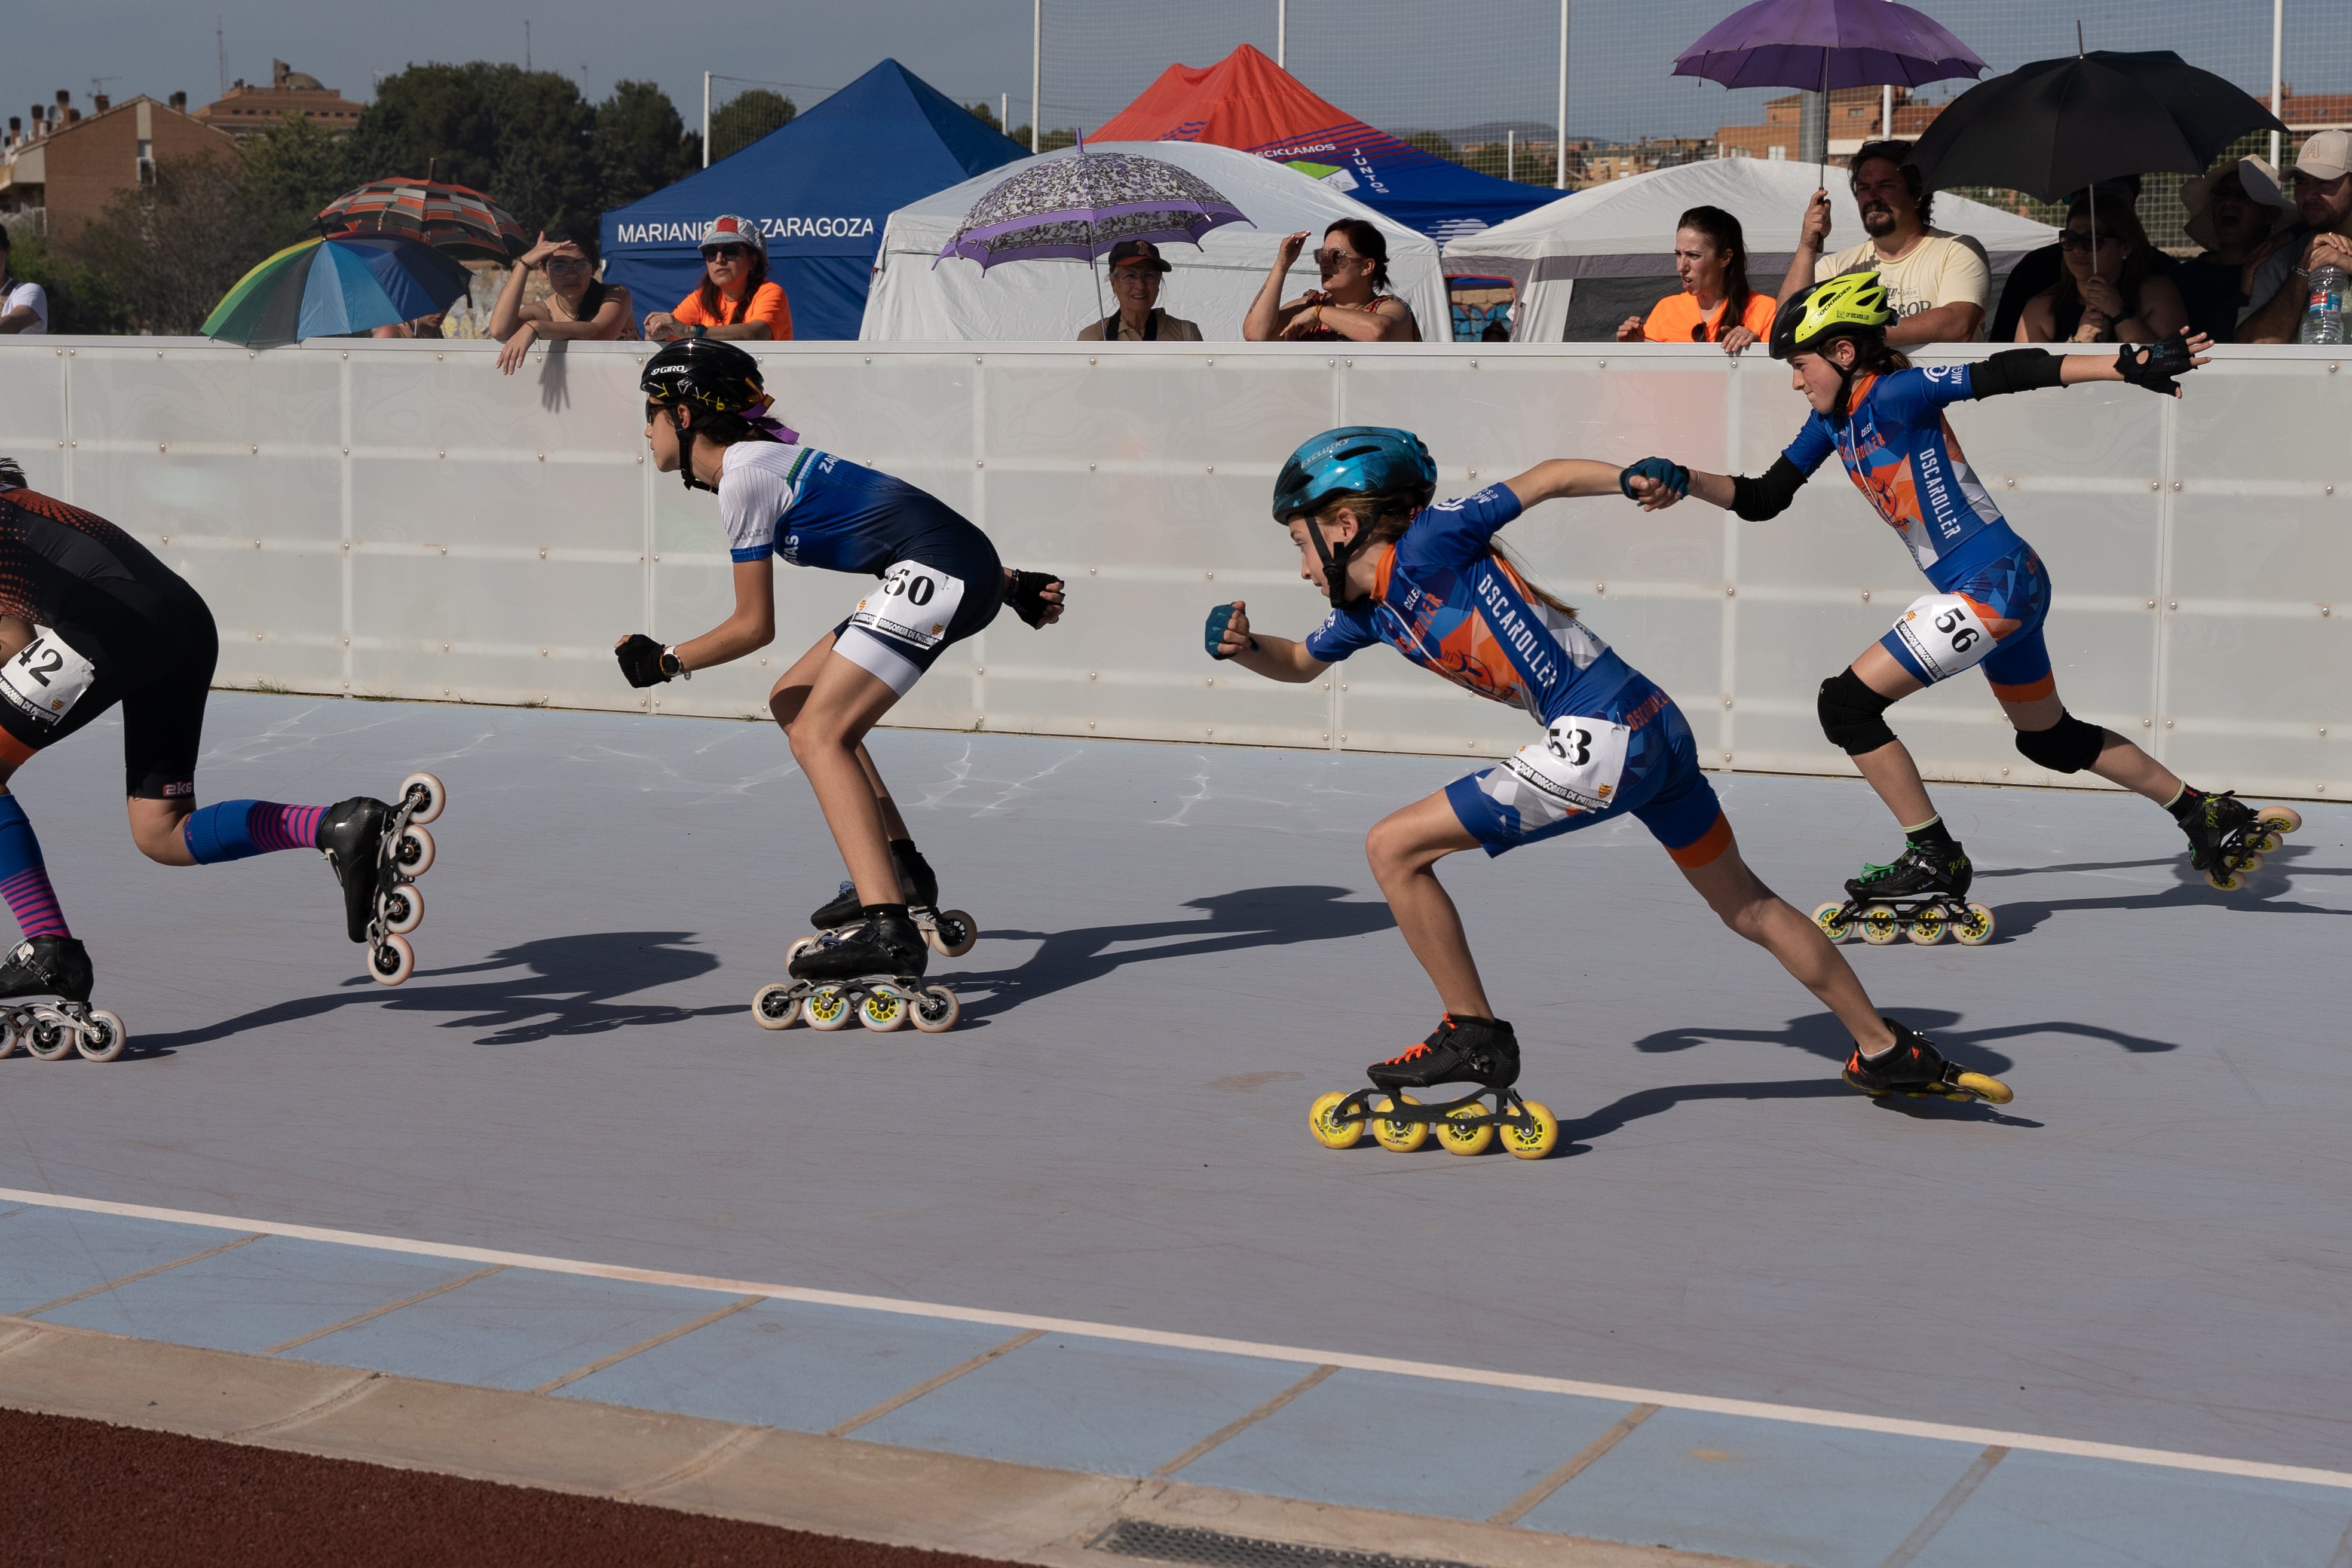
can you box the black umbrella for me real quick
[1905,49,2284,202]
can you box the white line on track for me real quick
[7,1183,2348,1493]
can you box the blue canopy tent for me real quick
[601,60,1027,341]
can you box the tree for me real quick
[594,80,699,207]
[708,89,795,164]
[67,157,276,334]
[346,63,600,238]
[240,112,359,249]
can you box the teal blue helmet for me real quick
[1271,427,1437,523]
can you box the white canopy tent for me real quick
[860,141,1449,343]
[1442,158,2058,343]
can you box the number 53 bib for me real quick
[1500,716,1633,823]
[0,627,98,728]
[852,561,967,651]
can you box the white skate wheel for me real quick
[803,987,855,1031]
[751,983,800,1030]
[394,824,435,878]
[369,935,416,987]
[399,771,447,826]
[23,1009,74,1060]
[381,881,425,936]
[857,986,906,1033]
[926,910,978,959]
[0,1014,19,1058]
[786,933,822,966]
[909,985,960,1033]
[75,1009,128,1063]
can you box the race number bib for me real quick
[1891,592,1996,683]
[850,561,967,651]
[0,627,97,728]
[1500,716,1633,821]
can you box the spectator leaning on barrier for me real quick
[2237,130,2352,344]
[1616,205,1776,355]
[2172,158,2290,347]
[1782,140,1987,345]
[1990,177,2176,347]
[491,229,637,375]
[1245,219,1420,342]
[0,228,49,335]
[644,215,792,344]
[2016,195,2187,345]
[370,313,446,340]
[1076,240,1203,342]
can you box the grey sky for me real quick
[5,1,2336,160]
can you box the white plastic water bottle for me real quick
[2299,262,2347,345]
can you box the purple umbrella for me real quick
[938,147,1251,271]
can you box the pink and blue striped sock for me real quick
[0,795,69,939]
[181,801,327,864]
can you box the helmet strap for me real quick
[669,406,717,494]
[1306,514,1361,608]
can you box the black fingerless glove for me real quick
[2114,332,2196,396]
[1618,456,1690,500]
[1007,569,1062,629]
[615,633,679,688]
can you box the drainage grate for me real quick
[1086,1518,1483,1568]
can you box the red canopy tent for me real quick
[1094,45,1554,245]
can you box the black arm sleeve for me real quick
[1730,456,1808,521]
[1968,348,2066,400]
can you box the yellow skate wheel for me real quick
[1952,1071,2013,1105]
[858,987,905,1033]
[1811,901,1853,942]
[2205,865,2246,892]
[2257,806,2302,835]
[1435,1102,1496,1156]
[751,984,800,1031]
[1502,1100,1560,1160]
[1309,1091,1364,1150]
[1950,902,1996,947]
[803,987,854,1031]
[2252,831,2284,855]
[1905,905,1948,945]
[1857,904,1902,945]
[2234,852,2265,877]
[1370,1094,1428,1153]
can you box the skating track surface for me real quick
[4,694,2349,1567]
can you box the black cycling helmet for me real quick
[641,339,770,492]
[0,456,23,492]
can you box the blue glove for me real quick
[1204,604,1257,661]
[1619,457,1690,501]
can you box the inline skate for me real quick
[1842,1018,2013,1105]
[0,935,128,1062]
[318,772,446,987]
[2175,790,2302,892]
[1814,840,1994,948]
[804,839,976,959]
[754,905,960,1034]
[1309,1015,1560,1159]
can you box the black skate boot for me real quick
[1818,839,1991,947]
[2172,788,2301,890]
[1367,1013,1521,1092]
[1843,1019,2011,1104]
[318,796,394,944]
[809,840,938,927]
[1307,1015,1558,1160]
[0,936,127,1062]
[789,905,929,985]
[1844,839,1972,903]
[762,905,960,1035]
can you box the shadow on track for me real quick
[951,885,1395,1022]
[1966,844,2349,942]
[1630,1007,2179,1067]
[134,932,737,1054]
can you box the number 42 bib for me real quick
[851,561,967,651]
[0,627,98,728]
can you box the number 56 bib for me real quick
[0,627,98,728]
[851,561,967,651]
[1499,716,1633,823]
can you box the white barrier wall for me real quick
[0,338,2344,800]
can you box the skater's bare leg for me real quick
[1364,792,1494,1019]
[2000,684,2183,804]
[856,744,913,841]
[1846,647,1937,828]
[1677,831,1896,1054]
[771,635,914,843]
[770,637,901,905]
[127,797,197,866]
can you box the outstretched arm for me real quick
[1619,455,1789,517]
[1500,458,1627,509]
[1205,601,1327,684]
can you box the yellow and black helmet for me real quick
[1770,272,1894,360]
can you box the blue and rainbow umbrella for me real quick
[202,232,473,347]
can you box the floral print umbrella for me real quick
[938,148,1251,270]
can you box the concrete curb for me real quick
[0,1315,1780,1567]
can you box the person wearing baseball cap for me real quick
[2173,157,2289,345]
[645,215,794,343]
[1076,240,1202,343]
[2237,130,2352,342]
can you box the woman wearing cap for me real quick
[490,229,636,375]
[2015,196,2186,344]
[2172,159,2290,347]
[1075,241,1202,342]
[1244,219,1419,343]
[644,215,792,343]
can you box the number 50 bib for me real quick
[1500,716,1633,823]
[0,627,98,728]
[851,561,967,651]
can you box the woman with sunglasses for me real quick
[489,229,636,375]
[1245,219,1420,343]
[644,215,792,344]
[2016,198,2186,345]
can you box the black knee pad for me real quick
[1817,669,1898,755]
[2014,710,2106,774]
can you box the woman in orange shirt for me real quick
[1615,206,1775,354]
[645,214,794,342]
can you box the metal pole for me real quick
[1507,129,1515,183]
[1882,84,1892,140]
[1555,0,1569,189]
[2270,0,2284,167]
[1278,0,1287,69]
[1031,0,1042,154]
[1002,93,1009,134]
[702,72,711,168]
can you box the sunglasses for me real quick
[2057,229,2121,250]
[703,244,752,261]
[1313,248,1365,268]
